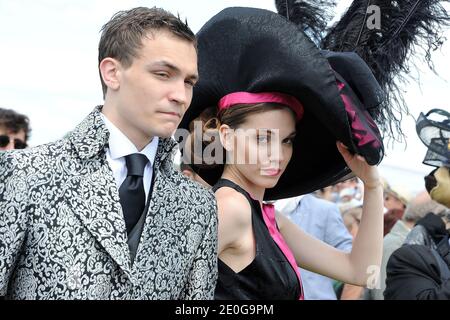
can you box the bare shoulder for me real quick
[215,187,252,225]
[214,186,253,253]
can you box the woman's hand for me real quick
[336,141,381,189]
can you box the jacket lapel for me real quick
[131,137,177,271]
[66,106,133,280]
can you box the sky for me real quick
[0,0,449,193]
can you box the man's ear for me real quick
[219,124,234,152]
[99,57,121,92]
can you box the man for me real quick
[0,108,30,151]
[275,193,353,300]
[0,7,217,299]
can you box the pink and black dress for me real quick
[213,179,303,300]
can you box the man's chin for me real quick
[151,126,177,139]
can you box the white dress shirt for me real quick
[101,113,159,202]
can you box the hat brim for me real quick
[179,7,384,200]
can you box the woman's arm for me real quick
[277,142,383,286]
[215,187,252,255]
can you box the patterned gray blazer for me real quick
[0,107,218,299]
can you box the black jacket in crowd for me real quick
[384,213,450,300]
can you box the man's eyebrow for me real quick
[150,60,198,81]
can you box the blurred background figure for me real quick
[179,162,211,188]
[337,187,363,213]
[417,109,450,208]
[384,207,450,299]
[365,191,446,299]
[383,184,413,235]
[275,193,353,300]
[0,108,30,151]
[382,109,450,300]
[314,186,334,202]
[342,206,362,239]
[384,184,412,212]
[331,177,364,213]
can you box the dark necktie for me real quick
[119,153,149,234]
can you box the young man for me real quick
[0,7,217,299]
[0,108,30,151]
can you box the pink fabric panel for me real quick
[218,91,304,121]
[261,203,304,300]
[337,80,381,148]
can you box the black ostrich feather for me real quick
[321,0,450,141]
[275,0,337,44]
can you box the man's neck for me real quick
[101,103,153,151]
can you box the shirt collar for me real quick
[100,113,159,165]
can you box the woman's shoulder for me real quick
[215,186,252,225]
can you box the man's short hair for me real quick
[0,108,31,142]
[98,6,196,98]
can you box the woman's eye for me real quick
[185,80,195,87]
[257,135,269,143]
[283,138,294,144]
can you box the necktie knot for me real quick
[125,153,149,177]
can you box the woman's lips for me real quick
[261,168,282,176]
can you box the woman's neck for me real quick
[222,166,265,201]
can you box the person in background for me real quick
[384,184,411,212]
[314,186,335,202]
[337,187,363,213]
[366,191,446,299]
[384,208,450,299]
[275,194,353,300]
[180,161,211,188]
[383,109,450,300]
[0,107,30,151]
[342,206,363,239]
[383,185,412,235]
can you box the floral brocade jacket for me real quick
[0,107,218,299]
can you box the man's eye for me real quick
[155,72,169,78]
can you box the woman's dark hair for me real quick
[184,102,295,168]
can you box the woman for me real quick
[179,7,384,299]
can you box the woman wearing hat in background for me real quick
[417,109,450,209]
[179,7,386,300]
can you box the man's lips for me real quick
[159,111,181,118]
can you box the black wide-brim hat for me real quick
[179,7,384,200]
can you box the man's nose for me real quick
[168,81,188,106]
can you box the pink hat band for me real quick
[218,91,304,121]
